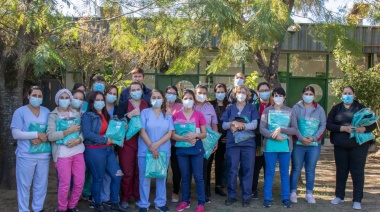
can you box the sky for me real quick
[56,0,372,25]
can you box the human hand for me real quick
[152,150,159,159]
[271,128,281,139]
[68,123,81,133]
[38,132,48,142]
[356,126,366,134]
[31,138,43,146]
[341,125,353,133]
[185,132,198,140]
[234,122,245,131]
[106,138,113,145]
[275,135,285,141]
[124,123,129,131]
[149,142,159,152]
[212,143,218,153]
[67,138,81,148]
[128,107,140,118]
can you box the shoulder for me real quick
[121,88,130,94]
[141,108,151,115]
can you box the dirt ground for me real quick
[1,142,380,212]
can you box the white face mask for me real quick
[182,99,194,109]
[273,96,284,105]
[236,93,246,102]
[196,94,207,103]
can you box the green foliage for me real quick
[331,40,380,111]
[245,72,260,90]
[34,43,65,76]
[166,48,201,75]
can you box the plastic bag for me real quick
[29,122,51,153]
[265,110,291,152]
[56,118,81,145]
[126,116,142,140]
[350,108,378,145]
[202,127,221,159]
[233,130,255,143]
[106,118,127,147]
[296,118,320,147]
[174,122,196,148]
[145,151,167,178]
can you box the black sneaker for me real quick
[89,202,95,209]
[205,197,211,204]
[282,199,292,208]
[155,205,169,212]
[94,203,110,212]
[103,200,112,207]
[215,187,227,197]
[242,199,251,207]
[263,200,271,208]
[111,203,130,212]
[252,190,259,199]
[225,198,237,206]
[67,208,79,212]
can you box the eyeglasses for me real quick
[259,90,270,92]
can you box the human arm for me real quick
[312,107,327,142]
[81,113,108,144]
[259,108,273,138]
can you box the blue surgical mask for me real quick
[151,99,163,108]
[106,94,117,103]
[234,78,244,86]
[131,90,142,100]
[93,83,105,93]
[30,97,43,107]
[302,95,314,104]
[59,99,71,109]
[215,93,226,101]
[260,91,270,100]
[166,94,177,103]
[342,95,354,104]
[94,100,105,111]
[71,99,83,109]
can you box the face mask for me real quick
[342,95,354,104]
[106,94,117,103]
[151,99,163,108]
[30,97,43,107]
[234,78,244,86]
[59,99,71,109]
[71,99,83,109]
[93,83,105,93]
[196,94,207,103]
[260,91,270,100]
[215,93,226,101]
[166,94,177,103]
[94,100,105,111]
[236,93,246,102]
[183,99,194,109]
[273,96,284,105]
[303,95,314,104]
[131,90,142,100]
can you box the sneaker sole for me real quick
[331,200,344,205]
[176,205,190,211]
[171,199,179,203]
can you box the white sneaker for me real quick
[331,197,344,205]
[353,202,361,210]
[290,192,298,203]
[305,194,316,204]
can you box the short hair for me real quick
[129,68,145,77]
[195,84,208,92]
[92,75,105,83]
[166,85,179,95]
[343,85,355,93]
[232,85,251,101]
[182,89,196,100]
[257,82,270,91]
[272,87,286,97]
[302,85,315,95]
[72,83,86,91]
[28,86,43,95]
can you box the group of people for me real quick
[11,69,376,212]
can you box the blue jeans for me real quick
[84,146,123,204]
[177,154,205,205]
[137,156,170,208]
[227,146,255,200]
[290,144,321,194]
[264,152,291,201]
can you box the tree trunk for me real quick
[253,45,282,89]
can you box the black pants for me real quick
[334,142,369,202]
[207,141,226,187]
[171,145,181,194]
[252,155,265,192]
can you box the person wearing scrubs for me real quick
[194,84,218,203]
[260,87,298,208]
[137,89,174,212]
[117,82,149,209]
[165,85,183,203]
[102,84,120,205]
[290,86,326,204]
[172,89,207,212]
[220,85,260,207]
[11,86,51,212]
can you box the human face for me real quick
[258,85,270,93]
[77,86,85,92]
[195,87,207,103]
[132,73,144,83]
[59,92,70,100]
[236,88,247,102]
[151,91,163,100]
[29,89,43,99]
[182,93,194,101]
[166,88,177,96]
[108,88,117,96]
[342,87,354,96]
[235,73,245,81]
[303,90,314,96]
[73,92,85,101]
[130,84,142,92]
[216,87,226,94]
[95,94,104,102]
